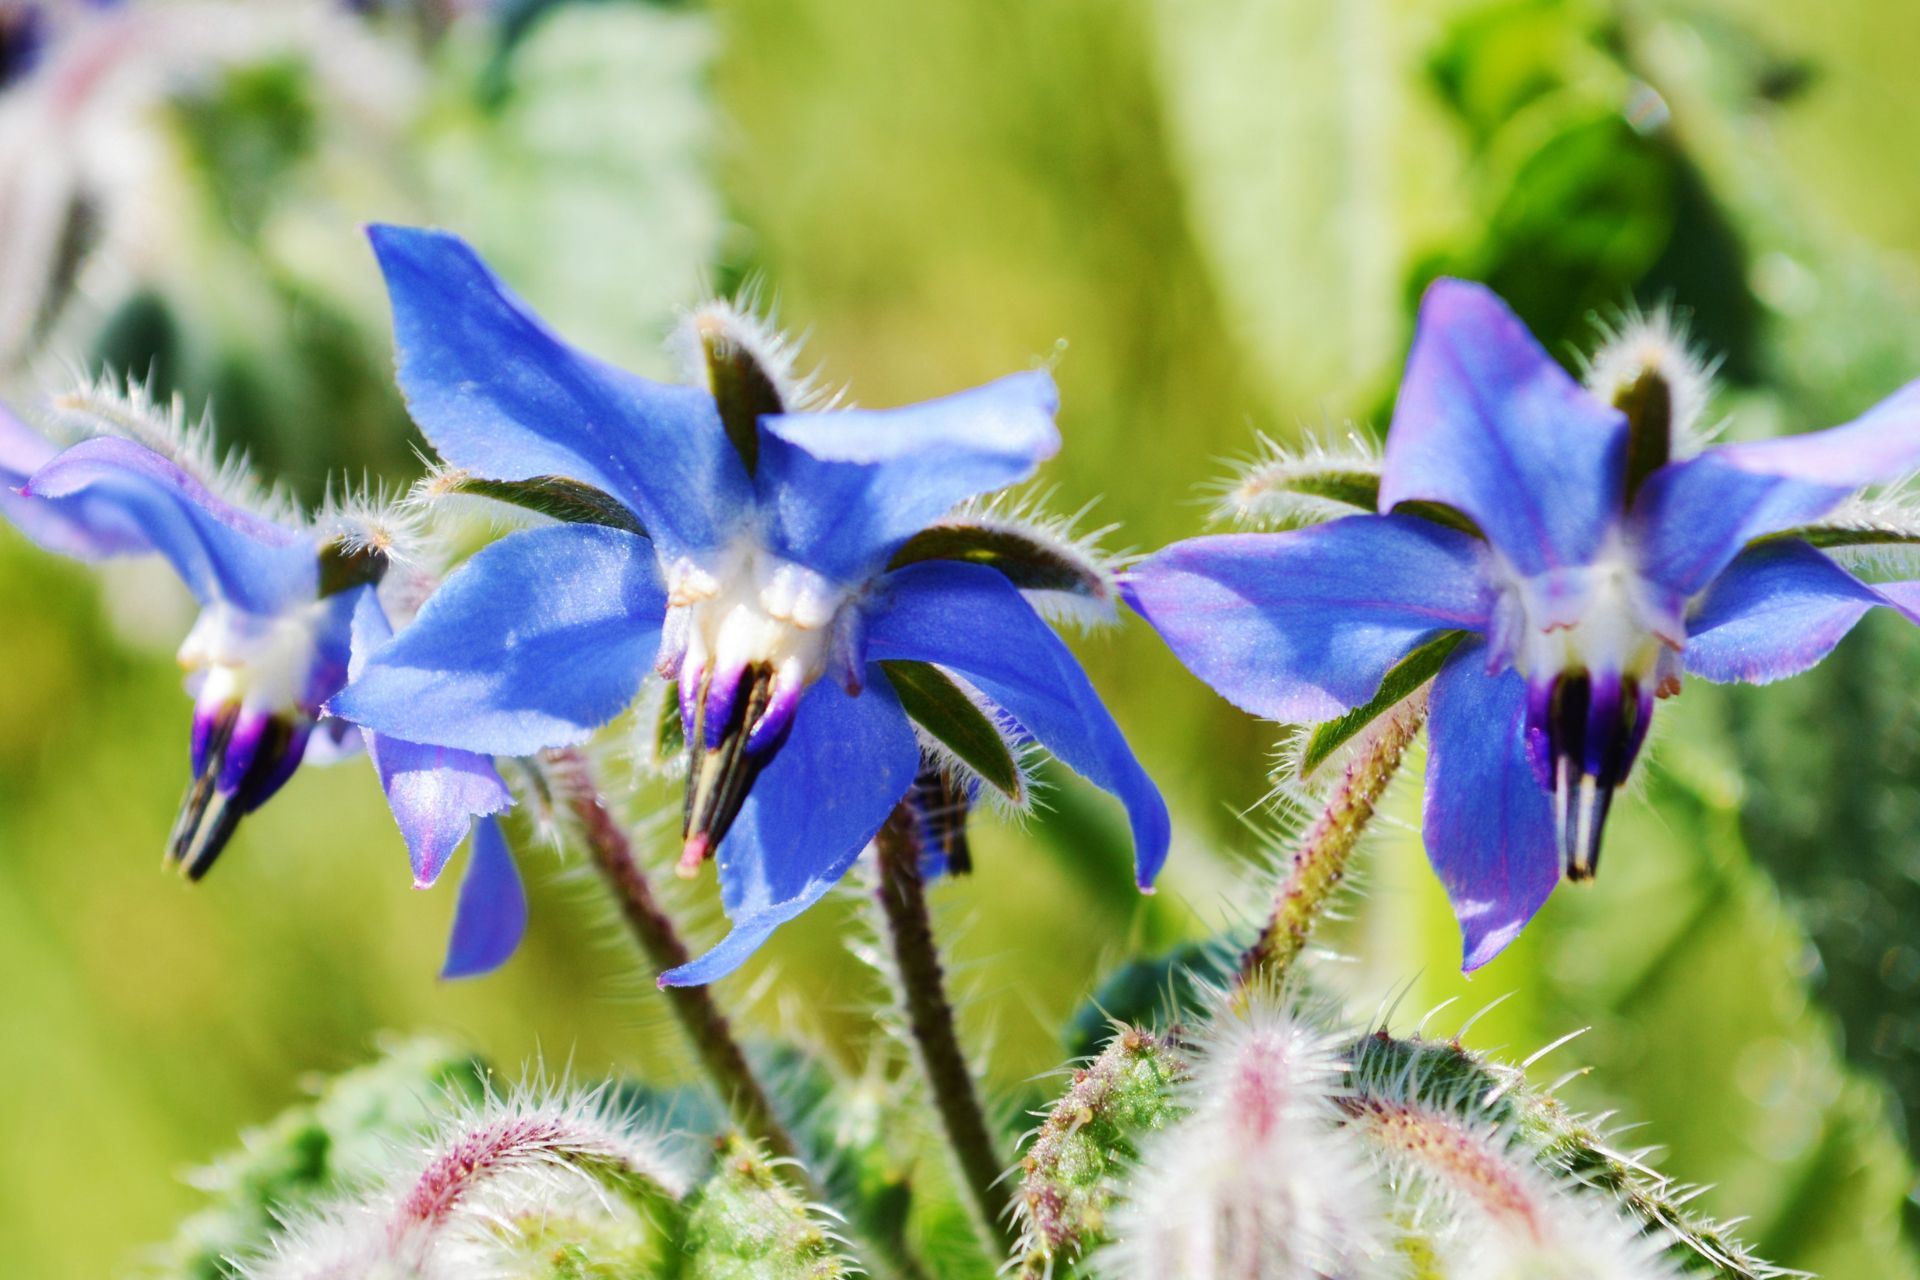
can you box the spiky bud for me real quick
[1094,1003,1388,1279]
[680,1135,853,1279]
[1014,1027,1188,1274]
[245,1081,685,1279]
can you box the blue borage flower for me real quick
[331,224,1169,987]
[0,383,517,978]
[1127,278,1920,970]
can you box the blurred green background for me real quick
[2,0,1919,1273]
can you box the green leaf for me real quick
[1298,631,1464,779]
[446,474,646,537]
[887,523,1110,599]
[1147,0,1468,414]
[878,660,1022,801]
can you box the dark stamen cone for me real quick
[169,703,239,867]
[171,714,307,881]
[681,663,789,874]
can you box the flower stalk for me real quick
[1235,701,1426,993]
[542,747,808,1180]
[871,805,1017,1259]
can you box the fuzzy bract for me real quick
[332,224,1169,986]
[0,393,514,974]
[1127,278,1920,970]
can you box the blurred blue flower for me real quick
[1128,278,1920,970]
[0,396,516,976]
[333,224,1169,986]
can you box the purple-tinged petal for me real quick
[754,370,1059,583]
[329,523,666,756]
[366,224,750,560]
[1380,279,1628,575]
[1425,639,1560,972]
[349,591,512,886]
[1630,380,1920,600]
[660,675,920,987]
[19,436,313,611]
[1124,514,1494,723]
[1683,539,1918,685]
[301,717,364,766]
[441,817,527,980]
[0,404,151,558]
[866,559,1170,887]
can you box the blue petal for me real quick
[866,559,1171,887]
[1424,639,1559,972]
[754,370,1059,582]
[1380,278,1628,576]
[0,406,150,558]
[349,592,513,886]
[660,676,920,987]
[330,523,665,756]
[1630,379,1920,599]
[1124,514,1494,723]
[21,436,313,612]
[366,224,750,560]
[1684,539,1916,685]
[441,817,528,980]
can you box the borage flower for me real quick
[1127,279,1920,969]
[0,386,517,977]
[331,225,1169,986]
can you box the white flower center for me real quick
[176,600,335,714]
[667,537,849,704]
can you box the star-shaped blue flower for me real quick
[0,395,519,978]
[331,224,1170,987]
[1128,278,1920,970]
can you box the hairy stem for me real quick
[873,807,1017,1260]
[1236,701,1425,992]
[542,749,803,1172]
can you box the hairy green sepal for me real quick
[879,659,1023,801]
[1298,631,1465,778]
[888,523,1108,599]
[448,474,646,537]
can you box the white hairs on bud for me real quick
[1583,305,1721,459]
[936,485,1125,630]
[244,1078,686,1280]
[46,371,299,525]
[1095,1000,1390,1280]
[1801,478,1920,581]
[670,292,842,415]
[314,475,430,568]
[1210,428,1383,530]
